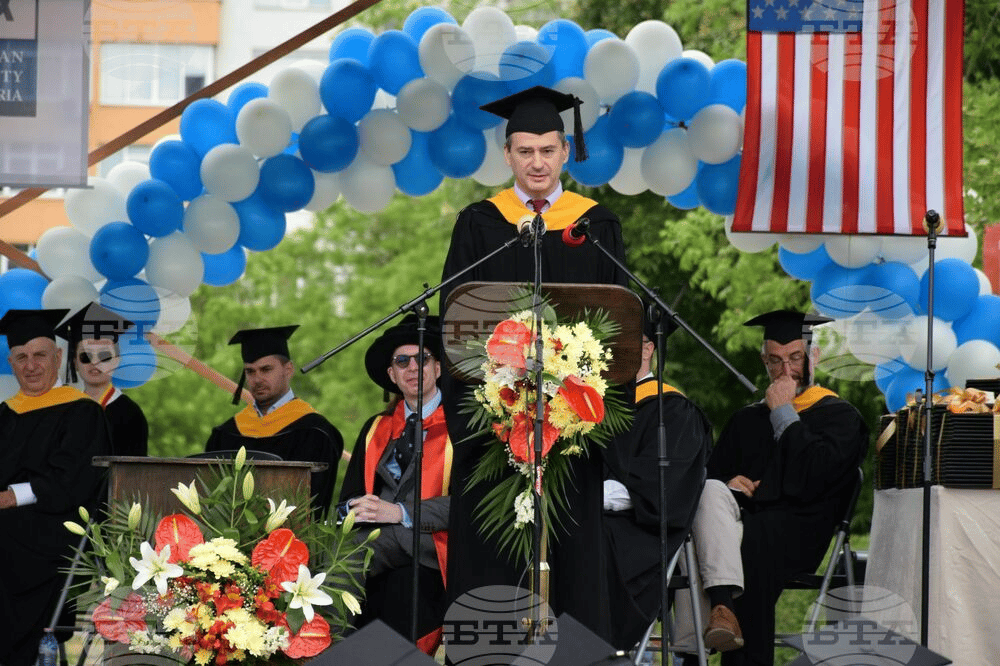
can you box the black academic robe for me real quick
[707,390,869,666]
[104,390,148,456]
[0,390,110,666]
[205,403,343,518]
[603,379,712,650]
[439,193,629,644]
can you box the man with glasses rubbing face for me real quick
[690,310,869,666]
[338,314,451,655]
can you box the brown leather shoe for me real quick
[704,604,744,652]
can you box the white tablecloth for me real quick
[867,487,1000,666]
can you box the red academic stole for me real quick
[5,386,90,414]
[487,188,598,231]
[792,386,838,413]
[232,398,317,438]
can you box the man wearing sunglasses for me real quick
[339,314,451,656]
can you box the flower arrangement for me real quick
[65,448,375,665]
[463,307,628,565]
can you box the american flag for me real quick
[732,0,966,236]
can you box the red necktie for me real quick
[530,198,547,213]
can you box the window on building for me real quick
[100,43,214,106]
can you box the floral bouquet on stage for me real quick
[462,307,629,565]
[64,448,376,665]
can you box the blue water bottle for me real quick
[37,631,59,666]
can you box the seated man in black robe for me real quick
[0,309,111,666]
[205,325,343,517]
[707,310,869,666]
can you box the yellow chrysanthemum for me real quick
[194,648,213,666]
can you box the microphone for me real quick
[517,214,535,247]
[561,217,590,247]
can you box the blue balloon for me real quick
[567,116,624,187]
[779,244,833,281]
[451,72,506,130]
[320,59,377,122]
[708,59,748,113]
[537,19,587,81]
[298,114,359,172]
[393,131,444,196]
[952,294,1000,346]
[0,268,48,314]
[233,193,286,251]
[90,222,150,281]
[226,82,268,115]
[585,28,617,49]
[810,263,873,318]
[428,115,486,178]
[127,179,184,237]
[149,140,203,201]
[499,41,555,94]
[916,258,980,321]
[667,173,701,209]
[100,277,160,330]
[866,261,919,319]
[202,246,247,287]
[403,7,456,44]
[113,333,156,388]
[656,57,711,121]
[874,357,907,394]
[180,99,238,157]
[607,91,664,148]
[368,30,423,95]
[258,154,315,213]
[0,337,10,374]
[884,365,950,412]
[330,27,375,65]
[284,132,300,156]
[696,154,741,215]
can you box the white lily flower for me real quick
[101,576,120,596]
[130,542,183,595]
[342,590,362,616]
[234,446,247,471]
[242,472,255,500]
[265,498,296,532]
[78,506,90,523]
[127,502,142,530]
[280,565,333,622]
[170,480,201,514]
[64,521,86,536]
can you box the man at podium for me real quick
[205,325,343,517]
[0,309,111,666]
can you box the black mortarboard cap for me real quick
[227,325,299,404]
[481,85,588,162]
[743,309,833,344]
[56,302,136,383]
[0,309,70,348]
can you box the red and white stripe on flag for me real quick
[733,0,965,236]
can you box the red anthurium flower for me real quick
[557,375,605,423]
[93,593,147,643]
[507,412,559,464]
[487,320,532,368]
[283,615,332,658]
[251,528,309,586]
[154,513,204,563]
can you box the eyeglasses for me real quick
[392,353,434,368]
[764,352,805,368]
[78,350,115,365]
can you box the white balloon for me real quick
[936,223,978,264]
[183,194,240,254]
[584,38,640,104]
[290,59,328,84]
[339,156,396,213]
[725,218,776,253]
[304,171,341,212]
[42,275,100,311]
[946,340,1000,388]
[200,144,260,202]
[235,98,293,158]
[107,161,151,196]
[899,315,957,371]
[396,78,451,132]
[779,234,827,253]
[0,375,19,401]
[878,235,928,264]
[493,122,508,150]
[152,133,182,150]
[144,232,205,298]
[152,287,192,335]
[641,127,697,197]
[553,77,600,132]
[268,66,321,132]
[372,89,396,110]
[515,25,538,42]
[844,310,908,366]
[625,20,683,94]
[358,109,412,166]
[825,235,883,268]
[472,130,512,187]
[419,23,476,90]
[608,147,648,195]
[682,49,714,70]
[36,226,102,282]
[687,104,742,164]
[973,268,994,295]
[462,6,517,75]
[64,177,128,236]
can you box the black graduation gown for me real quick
[439,197,629,642]
[0,394,110,666]
[602,380,712,650]
[205,411,343,518]
[105,391,148,456]
[707,393,869,666]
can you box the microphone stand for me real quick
[920,209,941,646]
